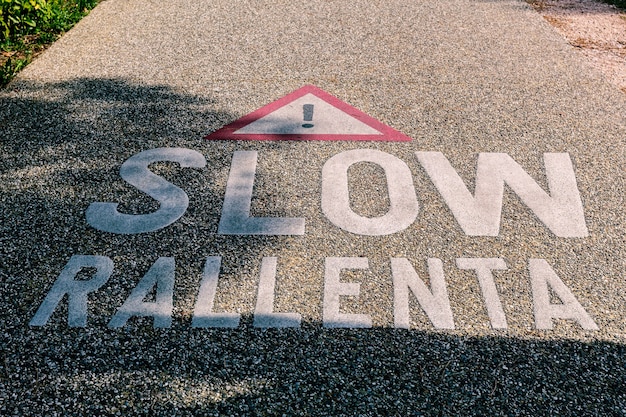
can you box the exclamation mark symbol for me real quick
[302,104,314,128]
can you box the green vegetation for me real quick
[602,0,626,10]
[529,0,626,11]
[1,0,100,87]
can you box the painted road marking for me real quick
[85,148,587,237]
[33,139,597,331]
[29,255,598,331]
[205,85,412,141]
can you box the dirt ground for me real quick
[528,0,626,93]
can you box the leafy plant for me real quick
[1,0,52,41]
[0,54,29,85]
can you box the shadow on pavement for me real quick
[4,322,626,416]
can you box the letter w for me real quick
[415,152,588,237]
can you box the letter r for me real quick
[29,255,113,327]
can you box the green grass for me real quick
[1,0,101,87]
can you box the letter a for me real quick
[530,259,598,330]
[108,257,175,328]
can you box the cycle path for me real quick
[1,0,625,414]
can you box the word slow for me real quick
[30,256,598,331]
[86,148,588,237]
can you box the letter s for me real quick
[86,147,206,234]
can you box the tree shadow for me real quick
[0,78,233,169]
[0,77,240,293]
[4,321,626,416]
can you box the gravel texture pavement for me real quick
[1,0,625,415]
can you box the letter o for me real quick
[321,149,419,235]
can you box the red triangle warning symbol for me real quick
[204,85,412,141]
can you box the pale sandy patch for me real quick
[529,0,626,93]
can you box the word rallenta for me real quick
[30,148,597,330]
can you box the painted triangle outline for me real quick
[204,85,412,141]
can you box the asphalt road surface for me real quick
[1,0,625,415]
